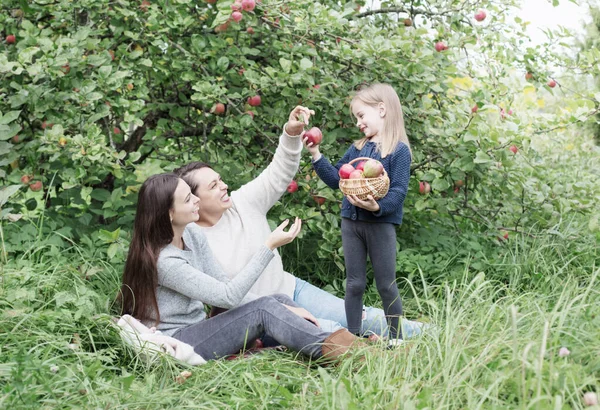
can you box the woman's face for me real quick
[187,167,232,219]
[170,179,200,227]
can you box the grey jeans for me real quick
[172,295,330,360]
[341,218,403,339]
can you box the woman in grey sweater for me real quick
[119,173,360,362]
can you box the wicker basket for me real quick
[339,157,390,200]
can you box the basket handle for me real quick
[348,157,373,166]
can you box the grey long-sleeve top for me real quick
[153,223,275,336]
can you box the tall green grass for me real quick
[1,218,598,409]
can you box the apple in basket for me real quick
[355,161,366,171]
[362,159,384,178]
[338,164,355,179]
[349,170,364,179]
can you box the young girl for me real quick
[303,83,412,343]
[119,173,361,361]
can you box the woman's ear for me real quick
[169,210,174,223]
[378,102,386,118]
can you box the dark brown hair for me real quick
[119,173,180,324]
[174,162,212,196]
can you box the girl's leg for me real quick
[366,223,403,339]
[172,296,330,360]
[341,218,368,335]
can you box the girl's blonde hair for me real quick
[350,83,411,158]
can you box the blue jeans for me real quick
[293,278,426,338]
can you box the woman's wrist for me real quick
[311,151,322,162]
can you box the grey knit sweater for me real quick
[153,223,275,336]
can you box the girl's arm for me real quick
[306,141,354,190]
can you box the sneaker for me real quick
[387,338,404,348]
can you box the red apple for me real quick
[29,181,43,192]
[349,170,364,179]
[338,164,355,179]
[419,181,431,194]
[336,37,341,44]
[245,111,254,119]
[509,145,518,154]
[287,180,298,193]
[525,72,533,81]
[403,18,412,27]
[362,159,383,178]
[41,121,54,130]
[241,0,256,11]
[5,35,16,44]
[20,175,31,184]
[113,127,121,134]
[247,95,261,106]
[355,161,366,171]
[435,41,447,52]
[474,10,486,22]
[454,180,464,188]
[312,195,326,206]
[212,103,226,115]
[231,11,243,22]
[247,27,255,34]
[547,79,556,88]
[231,1,242,11]
[215,21,230,32]
[304,127,322,146]
[140,0,150,11]
[471,105,478,113]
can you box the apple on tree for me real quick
[509,145,518,154]
[547,79,557,88]
[247,95,261,106]
[29,181,43,192]
[312,195,326,206]
[435,41,448,52]
[5,35,16,44]
[474,10,486,22]
[419,181,431,194]
[287,180,298,193]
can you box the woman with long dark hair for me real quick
[120,173,360,361]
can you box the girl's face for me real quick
[351,100,386,139]
[170,179,200,227]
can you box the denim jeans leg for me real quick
[294,278,427,338]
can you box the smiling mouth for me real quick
[221,193,230,202]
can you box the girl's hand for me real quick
[264,217,302,250]
[284,305,320,328]
[285,106,315,136]
[347,194,380,212]
[302,136,322,161]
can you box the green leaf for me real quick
[0,110,21,125]
[0,185,22,208]
[431,178,450,191]
[216,56,229,72]
[279,58,292,74]
[473,151,492,164]
[299,58,313,70]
